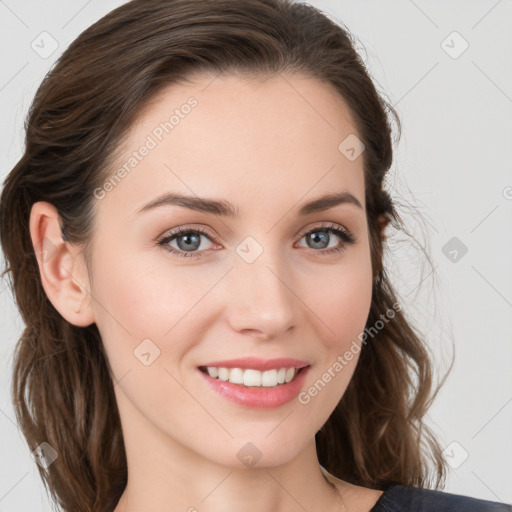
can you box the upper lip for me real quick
[199,357,310,371]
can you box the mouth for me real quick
[198,365,310,388]
[197,363,311,408]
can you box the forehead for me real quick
[98,73,365,218]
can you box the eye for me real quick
[157,226,218,259]
[157,223,356,259]
[296,223,356,256]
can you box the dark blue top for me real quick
[369,485,512,511]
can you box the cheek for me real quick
[304,266,372,389]
[294,261,372,426]
[89,244,229,382]
[93,236,197,325]
[304,253,373,347]
[90,256,207,427]
[89,250,197,370]
[328,271,372,340]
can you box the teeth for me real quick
[204,366,299,387]
[229,367,244,384]
[217,367,229,381]
[207,367,219,378]
[244,369,261,386]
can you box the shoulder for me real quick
[371,485,512,512]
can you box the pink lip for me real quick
[199,357,310,371]
[197,365,311,409]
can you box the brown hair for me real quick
[0,0,451,510]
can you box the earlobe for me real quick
[29,201,95,327]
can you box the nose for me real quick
[226,246,297,340]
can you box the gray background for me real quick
[1,0,511,510]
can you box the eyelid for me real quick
[157,221,356,258]
[157,224,219,243]
[295,221,351,239]
[156,224,220,259]
[158,221,352,242]
[294,222,356,252]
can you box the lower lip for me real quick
[197,366,310,408]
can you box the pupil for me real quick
[178,233,200,251]
[309,231,328,249]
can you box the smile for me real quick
[198,366,307,387]
[197,364,311,408]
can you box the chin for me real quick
[208,432,309,470]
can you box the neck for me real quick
[113,417,345,511]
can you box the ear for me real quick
[378,213,391,240]
[29,201,95,327]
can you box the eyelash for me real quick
[157,223,356,259]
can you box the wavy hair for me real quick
[0,0,451,510]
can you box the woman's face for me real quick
[87,73,373,467]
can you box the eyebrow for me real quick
[136,191,363,217]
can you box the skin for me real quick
[30,73,387,511]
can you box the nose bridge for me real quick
[227,236,296,337]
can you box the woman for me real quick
[0,0,510,511]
